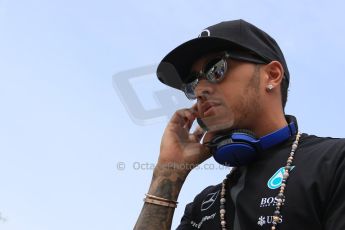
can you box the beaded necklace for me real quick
[219,132,302,230]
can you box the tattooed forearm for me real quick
[133,167,187,230]
[134,202,175,230]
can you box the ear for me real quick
[263,61,284,89]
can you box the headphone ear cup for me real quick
[212,130,260,167]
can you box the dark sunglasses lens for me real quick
[206,58,227,82]
[182,79,198,100]
[182,55,228,100]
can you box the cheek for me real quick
[220,87,248,122]
[219,85,242,109]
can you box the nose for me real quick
[194,79,215,101]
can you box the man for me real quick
[134,19,345,229]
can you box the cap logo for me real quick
[198,29,210,37]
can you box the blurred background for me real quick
[1,0,345,229]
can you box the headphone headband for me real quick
[211,115,298,166]
[259,121,297,150]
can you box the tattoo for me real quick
[134,167,187,230]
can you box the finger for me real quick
[171,108,196,129]
[192,126,206,141]
[190,103,199,117]
[181,103,200,131]
[183,111,198,130]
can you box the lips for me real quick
[200,101,220,117]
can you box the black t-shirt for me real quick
[176,134,345,230]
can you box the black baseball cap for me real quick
[156,19,289,90]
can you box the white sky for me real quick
[1,0,345,229]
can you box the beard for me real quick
[200,106,235,133]
[199,65,262,135]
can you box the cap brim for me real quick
[156,36,262,90]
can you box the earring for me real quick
[266,84,274,91]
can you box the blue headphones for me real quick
[204,115,298,167]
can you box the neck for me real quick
[250,109,288,138]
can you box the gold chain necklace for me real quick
[219,132,302,230]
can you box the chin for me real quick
[202,115,235,133]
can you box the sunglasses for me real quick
[181,52,231,100]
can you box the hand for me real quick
[157,104,214,175]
